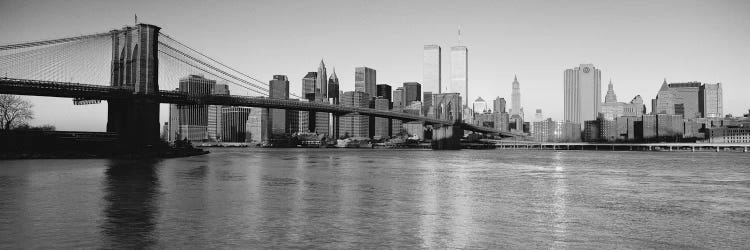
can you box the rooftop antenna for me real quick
[134,14,138,25]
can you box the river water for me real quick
[1,148,749,249]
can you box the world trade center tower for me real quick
[450,46,468,106]
[423,45,441,94]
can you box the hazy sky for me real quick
[1,0,749,131]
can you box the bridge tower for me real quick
[106,24,161,147]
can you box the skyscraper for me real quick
[652,80,701,119]
[700,83,723,118]
[328,69,340,104]
[392,87,404,109]
[423,45,441,94]
[171,74,216,141]
[450,46,468,106]
[302,72,317,101]
[493,97,506,113]
[355,67,376,97]
[269,75,289,135]
[340,91,371,138]
[376,84,392,101]
[316,60,328,101]
[403,82,422,103]
[511,75,522,118]
[564,64,601,128]
[208,83,229,142]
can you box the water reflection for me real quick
[551,152,568,249]
[100,159,161,249]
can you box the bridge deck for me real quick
[1,78,520,136]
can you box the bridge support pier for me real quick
[106,24,162,148]
[431,125,463,150]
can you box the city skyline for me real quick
[1,0,749,131]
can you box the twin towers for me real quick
[423,45,468,107]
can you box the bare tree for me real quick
[0,94,33,131]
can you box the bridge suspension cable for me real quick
[0,32,112,51]
[158,31,301,99]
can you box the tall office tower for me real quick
[355,67,377,97]
[422,91,433,116]
[246,107,270,143]
[511,75,522,117]
[564,64,601,128]
[377,84,392,101]
[450,46,468,106]
[221,107,251,142]
[328,69,340,104]
[652,79,701,119]
[302,72,317,101]
[168,102,179,142]
[208,83,229,142]
[316,60,328,100]
[374,97,390,138]
[472,97,487,113]
[423,45,442,94]
[493,97,506,113]
[173,74,217,141]
[340,91,371,138]
[269,75,290,135]
[403,82,422,103]
[700,83,723,118]
[392,87,404,109]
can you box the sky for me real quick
[1,0,749,131]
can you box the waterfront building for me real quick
[355,67,376,97]
[403,122,425,140]
[340,91,370,138]
[699,83,723,118]
[376,84,392,101]
[374,97,390,138]
[404,101,423,116]
[564,64,601,128]
[170,74,217,142]
[531,119,581,142]
[403,82,422,103]
[297,99,310,133]
[583,120,600,142]
[641,115,657,140]
[246,107,269,143]
[475,112,506,131]
[498,112,510,132]
[423,45,442,94]
[391,108,404,137]
[657,114,684,138]
[269,75,289,136]
[221,107,251,142]
[511,75,523,118]
[450,46,468,107]
[207,83,229,142]
[707,126,750,143]
[393,87,404,109]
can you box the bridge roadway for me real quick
[0,78,521,136]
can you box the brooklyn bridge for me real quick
[0,23,520,148]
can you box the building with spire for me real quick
[600,80,646,121]
[510,75,522,118]
[315,60,328,101]
[328,68,339,104]
[450,46,468,108]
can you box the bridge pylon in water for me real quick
[106,24,161,148]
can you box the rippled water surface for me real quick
[1,149,749,248]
